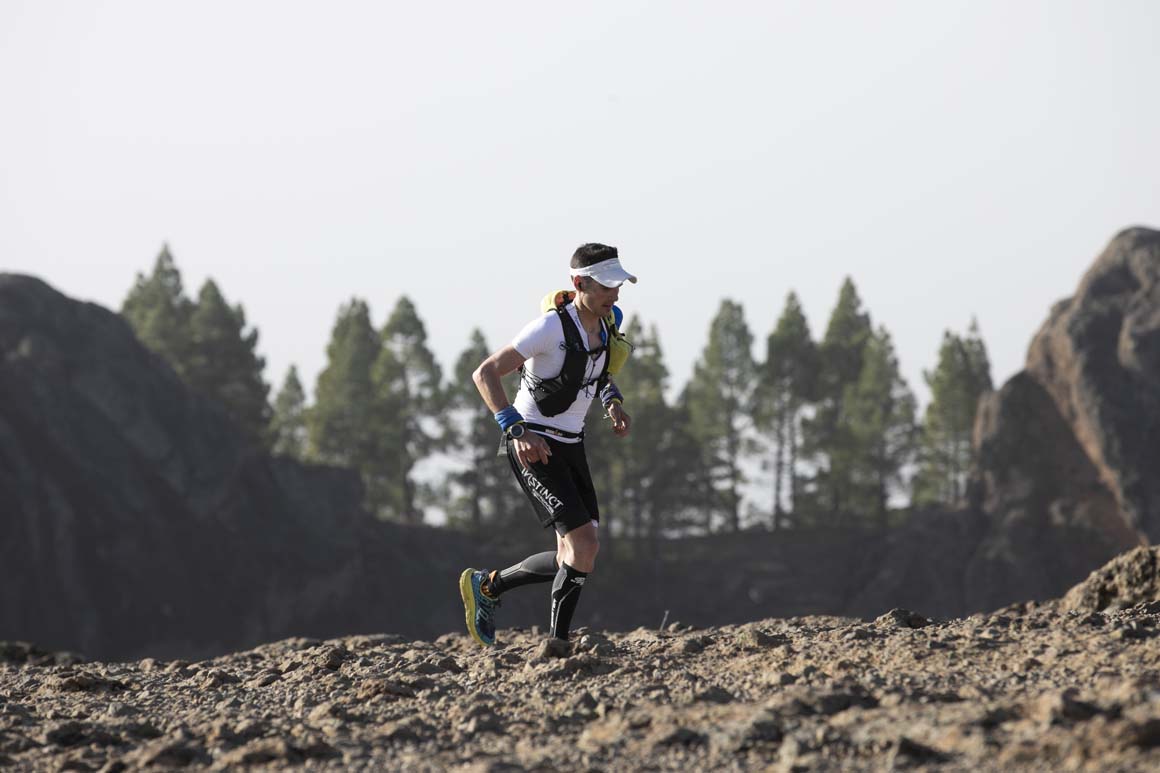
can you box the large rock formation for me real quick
[846,227,1159,617]
[965,227,1160,609]
[963,371,1141,611]
[0,274,478,660]
[1024,227,1160,537]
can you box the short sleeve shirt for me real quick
[511,304,607,442]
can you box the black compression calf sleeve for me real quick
[487,551,559,597]
[550,562,588,641]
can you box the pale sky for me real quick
[3,1,1159,408]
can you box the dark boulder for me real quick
[851,227,1158,617]
[964,371,1140,612]
[1023,227,1160,539]
[0,274,475,660]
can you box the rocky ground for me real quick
[4,551,1160,772]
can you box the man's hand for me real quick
[608,402,632,438]
[513,432,552,468]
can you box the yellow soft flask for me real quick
[540,289,576,313]
[539,290,633,376]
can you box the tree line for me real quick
[121,246,993,537]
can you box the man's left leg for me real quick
[550,520,599,641]
[543,442,601,651]
[463,436,582,648]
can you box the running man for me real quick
[460,243,637,657]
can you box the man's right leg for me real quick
[459,568,501,647]
[461,550,564,647]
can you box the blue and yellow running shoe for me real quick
[459,568,500,647]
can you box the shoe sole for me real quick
[459,569,494,647]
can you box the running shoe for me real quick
[459,568,500,647]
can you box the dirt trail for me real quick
[3,590,1160,771]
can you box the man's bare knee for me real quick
[573,535,598,562]
[560,523,599,571]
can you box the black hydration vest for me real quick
[522,303,610,417]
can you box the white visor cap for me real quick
[569,257,638,288]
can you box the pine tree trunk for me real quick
[879,479,888,530]
[727,426,741,532]
[832,469,843,530]
[631,494,643,552]
[878,461,889,531]
[604,471,616,554]
[789,408,799,521]
[630,452,644,544]
[403,474,417,524]
[647,498,660,561]
[730,448,741,532]
[470,450,483,532]
[772,409,785,531]
[946,433,958,506]
[703,473,714,534]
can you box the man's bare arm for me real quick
[472,345,526,412]
[472,345,552,467]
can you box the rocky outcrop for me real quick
[964,372,1141,611]
[1062,546,1160,613]
[963,227,1160,608]
[0,274,478,660]
[1025,227,1160,538]
[846,227,1158,617]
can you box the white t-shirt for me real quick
[511,304,607,443]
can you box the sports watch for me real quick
[506,422,527,440]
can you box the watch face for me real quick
[508,423,525,439]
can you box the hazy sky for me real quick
[3,1,1159,407]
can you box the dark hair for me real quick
[571,243,618,269]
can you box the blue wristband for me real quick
[494,406,524,432]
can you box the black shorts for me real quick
[506,435,600,536]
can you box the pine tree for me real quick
[617,321,700,549]
[309,299,381,482]
[582,318,676,546]
[845,327,918,527]
[270,365,308,459]
[963,319,993,399]
[913,320,993,507]
[121,244,194,378]
[802,277,874,528]
[371,296,443,524]
[666,389,718,535]
[185,279,271,442]
[684,299,756,532]
[442,329,524,532]
[616,321,668,541]
[754,292,819,528]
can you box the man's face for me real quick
[577,277,620,315]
